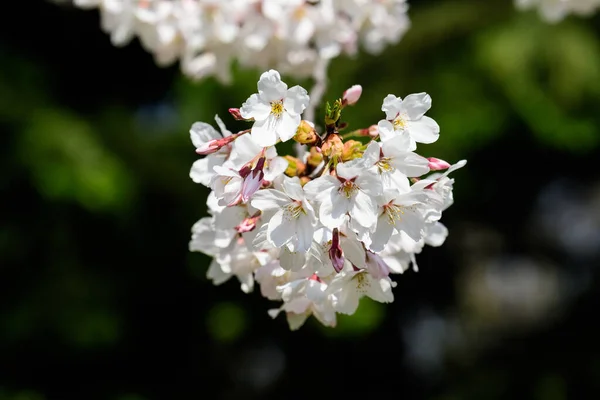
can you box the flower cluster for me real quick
[189,70,465,330]
[63,0,410,82]
[515,0,600,22]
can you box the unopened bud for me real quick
[235,213,261,233]
[240,157,265,202]
[228,108,250,121]
[324,100,342,126]
[283,155,306,177]
[427,157,451,171]
[195,135,237,155]
[368,124,379,138]
[293,120,320,145]
[329,228,344,273]
[321,134,344,159]
[341,140,364,161]
[342,85,362,106]
[307,146,323,168]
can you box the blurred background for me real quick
[2,0,600,399]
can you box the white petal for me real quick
[189,158,212,186]
[267,209,296,247]
[277,112,301,142]
[286,311,309,331]
[282,176,305,201]
[240,93,271,120]
[336,162,362,180]
[377,119,396,142]
[425,222,448,247]
[401,93,432,120]
[228,134,262,168]
[303,175,338,201]
[257,69,288,101]
[206,259,232,285]
[251,116,279,147]
[238,273,254,293]
[190,122,221,148]
[294,213,315,253]
[397,209,425,242]
[381,94,402,120]
[381,134,414,155]
[366,277,394,303]
[370,214,395,253]
[279,246,306,271]
[340,236,366,268]
[264,156,289,181]
[356,171,383,196]
[319,192,349,229]
[335,285,361,315]
[350,191,378,229]
[284,85,310,115]
[392,153,430,178]
[360,140,381,166]
[408,116,440,144]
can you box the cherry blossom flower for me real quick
[377,93,440,150]
[240,70,309,147]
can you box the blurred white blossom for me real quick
[55,0,411,82]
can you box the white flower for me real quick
[377,93,440,149]
[327,269,396,315]
[304,162,383,230]
[240,70,309,147]
[250,176,316,253]
[368,189,429,253]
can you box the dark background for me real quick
[2,0,600,399]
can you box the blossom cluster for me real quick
[61,0,410,82]
[188,70,465,330]
[515,0,600,22]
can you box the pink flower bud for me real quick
[368,124,379,138]
[329,228,344,273]
[228,108,245,120]
[427,157,451,171]
[195,135,237,155]
[235,213,261,233]
[342,85,362,106]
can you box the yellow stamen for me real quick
[339,181,358,198]
[271,100,284,117]
[392,114,408,130]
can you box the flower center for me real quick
[270,100,284,117]
[284,201,305,220]
[376,157,394,173]
[384,204,405,225]
[293,6,306,19]
[352,272,371,293]
[338,181,358,198]
[392,113,408,130]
